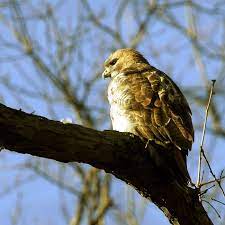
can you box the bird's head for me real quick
[102,48,150,79]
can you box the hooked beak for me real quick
[102,68,111,79]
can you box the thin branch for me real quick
[81,0,125,46]
[202,200,221,219]
[199,184,215,197]
[185,4,208,85]
[211,198,225,207]
[197,80,216,187]
[200,175,225,187]
[24,162,81,196]
[129,4,155,49]
[201,148,225,198]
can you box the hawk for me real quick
[102,48,194,183]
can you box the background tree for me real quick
[0,0,225,224]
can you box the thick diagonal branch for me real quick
[0,103,213,225]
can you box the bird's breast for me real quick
[107,74,139,133]
[109,104,136,133]
[108,74,136,109]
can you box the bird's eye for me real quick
[109,58,118,66]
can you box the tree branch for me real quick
[0,103,213,225]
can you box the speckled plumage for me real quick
[103,48,194,182]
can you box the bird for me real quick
[102,48,194,184]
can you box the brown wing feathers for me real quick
[130,69,194,152]
[131,69,193,182]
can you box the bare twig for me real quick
[197,80,216,187]
[211,198,225,207]
[200,175,225,187]
[81,0,125,46]
[202,200,221,219]
[199,184,215,197]
[201,148,225,198]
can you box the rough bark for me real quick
[0,103,213,225]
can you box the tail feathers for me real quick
[173,149,191,184]
[146,141,191,185]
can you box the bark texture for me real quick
[0,103,213,225]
